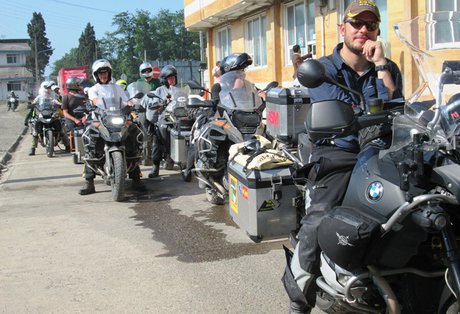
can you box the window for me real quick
[7,54,18,64]
[246,15,267,67]
[7,82,21,92]
[428,1,460,49]
[285,0,315,64]
[216,27,232,62]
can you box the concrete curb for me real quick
[0,126,28,173]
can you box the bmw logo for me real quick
[367,181,384,202]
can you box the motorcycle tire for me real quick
[46,130,54,157]
[111,151,126,202]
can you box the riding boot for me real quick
[164,156,174,170]
[131,170,147,191]
[29,148,36,156]
[79,179,95,195]
[148,162,160,178]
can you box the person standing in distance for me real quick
[291,45,312,87]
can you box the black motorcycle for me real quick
[193,71,277,204]
[32,97,64,157]
[7,94,19,111]
[82,82,146,202]
[285,13,460,314]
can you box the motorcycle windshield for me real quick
[387,11,460,153]
[165,86,191,112]
[36,97,57,115]
[127,81,150,99]
[218,71,263,112]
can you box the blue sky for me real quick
[0,0,185,75]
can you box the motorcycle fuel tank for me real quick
[342,146,406,218]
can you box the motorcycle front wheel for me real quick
[111,151,126,202]
[46,130,54,157]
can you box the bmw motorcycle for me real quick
[193,71,278,205]
[7,94,19,111]
[32,97,64,157]
[286,13,460,314]
[82,82,146,202]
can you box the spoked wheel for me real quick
[46,130,54,157]
[110,151,126,202]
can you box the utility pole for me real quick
[34,33,39,90]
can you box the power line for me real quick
[48,0,119,14]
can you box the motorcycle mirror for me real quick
[262,81,279,92]
[297,59,330,88]
[147,92,161,99]
[298,59,366,111]
[187,80,204,90]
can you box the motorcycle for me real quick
[7,95,19,111]
[32,97,65,157]
[68,94,90,164]
[146,85,196,170]
[286,12,460,313]
[82,82,146,202]
[193,71,278,205]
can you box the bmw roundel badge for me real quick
[367,181,384,202]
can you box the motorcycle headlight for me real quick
[109,116,125,126]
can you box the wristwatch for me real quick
[375,64,391,72]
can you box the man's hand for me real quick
[362,40,386,65]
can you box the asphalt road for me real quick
[0,103,325,313]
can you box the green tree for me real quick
[77,23,97,68]
[26,12,53,85]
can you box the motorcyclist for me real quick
[137,62,161,166]
[61,77,87,133]
[79,58,146,195]
[147,65,178,178]
[137,62,161,91]
[7,91,18,111]
[281,2,403,313]
[28,81,65,156]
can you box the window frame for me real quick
[245,14,268,68]
[215,26,232,62]
[427,1,460,49]
[6,54,18,64]
[284,0,315,65]
[7,82,21,92]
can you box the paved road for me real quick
[0,108,325,313]
[0,101,28,168]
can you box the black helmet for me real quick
[160,65,178,87]
[220,53,253,75]
[66,77,83,92]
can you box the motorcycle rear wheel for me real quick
[46,130,54,157]
[111,151,126,202]
[205,187,224,205]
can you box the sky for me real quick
[0,0,185,76]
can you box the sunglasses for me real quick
[141,68,152,73]
[345,18,379,32]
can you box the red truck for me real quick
[58,66,89,94]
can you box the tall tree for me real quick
[26,12,53,85]
[77,23,97,68]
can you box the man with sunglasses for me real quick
[282,1,403,313]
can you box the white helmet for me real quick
[40,81,54,89]
[139,62,153,78]
[92,59,112,83]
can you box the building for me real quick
[0,39,33,101]
[184,0,459,97]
